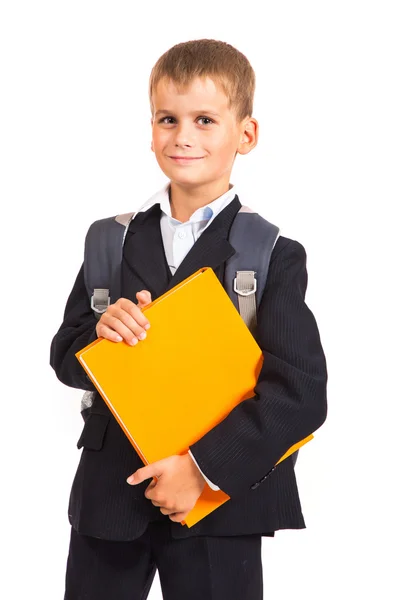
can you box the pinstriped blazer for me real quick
[50,195,328,541]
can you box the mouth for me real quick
[168,156,205,164]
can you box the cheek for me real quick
[151,130,168,151]
[208,131,235,153]
[210,140,235,163]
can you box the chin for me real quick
[162,167,199,181]
[170,174,209,187]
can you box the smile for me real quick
[169,156,204,164]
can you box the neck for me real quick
[169,179,232,222]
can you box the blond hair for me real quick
[149,39,255,123]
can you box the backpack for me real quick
[80,204,299,463]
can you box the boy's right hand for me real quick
[95,290,152,346]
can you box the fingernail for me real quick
[139,332,146,340]
[144,324,150,330]
[130,338,138,346]
[127,476,134,484]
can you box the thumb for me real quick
[136,290,152,308]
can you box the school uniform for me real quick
[50,183,328,599]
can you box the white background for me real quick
[1,1,399,598]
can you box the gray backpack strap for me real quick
[80,212,136,413]
[83,212,136,320]
[225,207,300,467]
[225,206,280,335]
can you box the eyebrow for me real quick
[155,109,221,117]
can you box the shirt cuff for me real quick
[188,449,220,491]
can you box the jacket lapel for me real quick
[122,195,242,299]
[122,205,172,300]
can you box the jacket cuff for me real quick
[188,449,220,491]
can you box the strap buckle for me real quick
[90,293,110,314]
[233,275,257,296]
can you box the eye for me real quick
[157,116,215,125]
[197,117,214,125]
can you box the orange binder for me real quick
[76,267,313,527]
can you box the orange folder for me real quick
[76,267,313,527]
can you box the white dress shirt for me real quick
[136,181,238,491]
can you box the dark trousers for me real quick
[64,520,263,599]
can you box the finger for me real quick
[114,302,151,336]
[96,318,139,346]
[119,298,151,330]
[127,466,160,485]
[99,307,149,345]
[169,512,187,522]
[136,290,152,309]
[159,506,176,515]
[144,480,158,499]
[95,322,124,343]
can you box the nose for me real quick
[173,121,195,147]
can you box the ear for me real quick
[150,116,154,152]
[237,117,259,156]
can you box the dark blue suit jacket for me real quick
[50,195,328,541]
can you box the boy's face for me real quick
[150,76,257,191]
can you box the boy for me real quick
[50,39,328,599]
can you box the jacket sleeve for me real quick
[189,239,328,498]
[50,262,99,391]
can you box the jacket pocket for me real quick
[77,413,110,451]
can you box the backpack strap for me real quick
[83,212,136,320]
[224,207,297,464]
[224,206,280,336]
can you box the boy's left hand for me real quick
[126,454,206,522]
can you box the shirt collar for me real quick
[142,182,237,224]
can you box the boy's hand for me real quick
[126,454,206,522]
[95,290,152,346]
